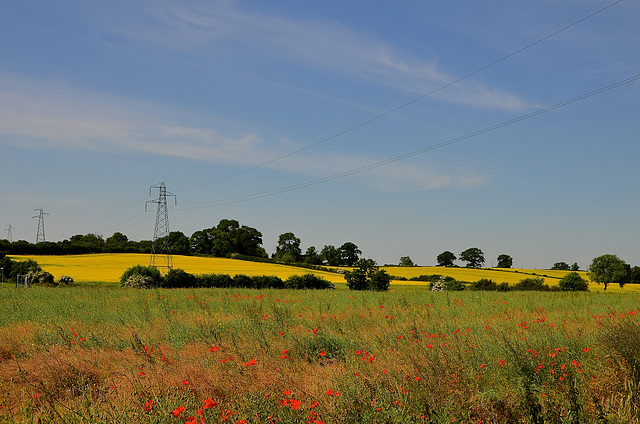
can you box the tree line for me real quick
[0,218,365,267]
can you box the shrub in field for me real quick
[470,278,497,291]
[120,265,163,288]
[512,276,549,291]
[57,275,74,285]
[233,274,254,288]
[496,282,510,291]
[163,268,197,288]
[369,269,392,291]
[344,269,369,290]
[27,270,55,286]
[196,273,234,288]
[443,279,466,291]
[429,275,457,291]
[9,258,40,281]
[285,274,334,290]
[251,275,284,289]
[557,271,589,291]
[409,274,442,282]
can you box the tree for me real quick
[588,254,628,290]
[398,256,415,267]
[105,232,129,252]
[339,242,361,267]
[437,251,456,267]
[320,245,341,266]
[303,246,322,265]
[460,248,484,268]
[344,258,390,291]
[551,262,570,270]
[273,232,302,263]
[190,219,265,258]
[628,266,640,284]
[496,254,513,268]
[570,263,580,271]
[557,272,588,291]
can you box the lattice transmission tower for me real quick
[33,208,48,243]
[146,182,176,272]
[5,225,14,242]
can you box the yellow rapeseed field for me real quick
[8,254,638,292]
[10,254,346,284]
[381,265,638,292]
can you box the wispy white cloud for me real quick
[0,72,483,193]
[117,0,533,112]
[0,73,261,162]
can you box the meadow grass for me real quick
[1,286,640,423]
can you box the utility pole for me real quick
[5,225,13,242]
[33,208,48,243]
[146,182,176,273]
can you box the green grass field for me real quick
[1,283,640,423]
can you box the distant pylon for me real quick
[146,182,176,272]
[33,208,49,243]
[5,225,13,242]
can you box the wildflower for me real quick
[244,359,257,366]
[143,399,153,411]
[172,406,185,417]
[182,380,189,385]
[210,345,220,352]
[583,347,590,353]
[318,351,326,357]
[202,398,217,409]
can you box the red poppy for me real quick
[202,398,217,409]
[244,359,257,366]
[172,406,185,417]
[210,345,220,352]
[318,351,326,356]
[143,399,153,411]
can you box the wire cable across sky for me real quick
[174,73,640,211]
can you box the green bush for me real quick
[120,265,163,288]
[285,274,334,290]
[443,280,466,291]
[369,269,392,291]
[344,269,369,291]
[470,278,497,291]
[252,275,285,289]
[233,274,254,288]
[10,259,40,280]
[512,277,549,291]
[122,274,156,289]
[197,273,233,288]
[163,268,197,288]
[496,282,510,292]
[28,270,55,286]
[557,272,589,291]
[58,275,74,285]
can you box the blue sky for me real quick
[1,0,639,269]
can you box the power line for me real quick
[173,0,623,195]
[174,73,640,211]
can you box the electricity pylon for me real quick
[146,182,176,272]
[5,225,13,242]
[33,208,48,243]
